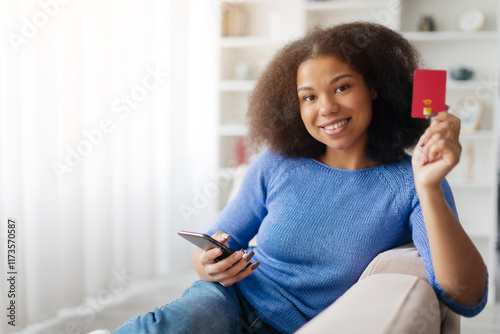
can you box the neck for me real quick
[317,148,379,170]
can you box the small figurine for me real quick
[418,16,436,32]
[450,67,474,81]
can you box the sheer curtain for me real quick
[0,0,218,330]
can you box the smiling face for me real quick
[297,56,377,167]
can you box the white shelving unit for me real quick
[399,0,499,303]
[216,0,303,208]
[216,0,499,300]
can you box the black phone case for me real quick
[178,230,233,262]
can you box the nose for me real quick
[319,94,340,116]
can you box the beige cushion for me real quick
[295,274,441,334]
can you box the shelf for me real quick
[219,124,247,136]
[220,80,256,91]
[403,30,497,42]
[305,0,389,11]
[447,80,499,91]
[220,36,280,48]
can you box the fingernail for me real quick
[244,251,255,262]
[215,248,222,256]
[234,251,244,260]
[222,234,230,240]
[251,261,260,270]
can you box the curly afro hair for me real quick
[247,21,430,164]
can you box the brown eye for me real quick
[335,84,349,93]
[303,95,317,102]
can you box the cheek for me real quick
[356,96,374,120]
[299,105,308,122]
[300,102,315,117]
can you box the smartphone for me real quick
[178,230,234,262]
[411,69,447,118]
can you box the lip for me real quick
[319,117,351,128]
[319,117,351,136]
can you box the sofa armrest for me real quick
[359,243,429,282]
[359,243,460,334]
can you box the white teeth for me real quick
[324,119,348,130]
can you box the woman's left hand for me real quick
[412,111,462,191]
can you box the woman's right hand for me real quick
[195,231,259,287]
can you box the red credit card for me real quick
[411,69,447,118]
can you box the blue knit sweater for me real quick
[207,149,488,333]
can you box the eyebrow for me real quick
[297,73,354,93]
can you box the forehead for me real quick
[297,56,359,84]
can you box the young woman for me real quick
[114,22,487,334]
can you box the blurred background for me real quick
[0,0,499,333]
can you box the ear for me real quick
[371,88,378,100]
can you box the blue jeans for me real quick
[113,280,282,334]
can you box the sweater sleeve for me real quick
[409,178,488,317]
[206,150,273,252]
